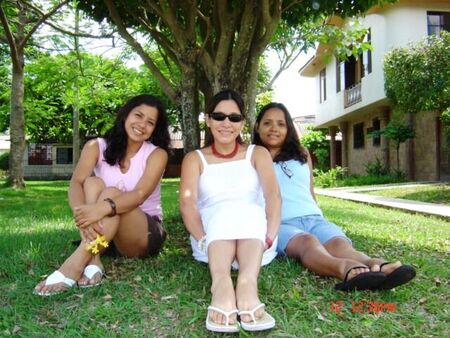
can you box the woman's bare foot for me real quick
[77,255,104,287]
[339,260,371,281]
[236,277,264,323]
[34,263,82,295]
[209,275,237,325]
[368,259,402,275]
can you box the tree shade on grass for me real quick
[0,179,448,336]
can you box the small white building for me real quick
[0,132,10,156]
[300,0,450,180]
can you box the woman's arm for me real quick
[73,147,168,229]
[179,151,205,241]
[253,145,281,245]
[305,150,317,202]
[69,139,100,212]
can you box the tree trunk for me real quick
[179,66,200,152]
[404,113,415,180]
[9,56,26,188]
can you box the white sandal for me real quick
[205,306,240,333]
[239,303,276,331]
[79,265,104,288]
[34,270,76,296]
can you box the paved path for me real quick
[315,183,450,219]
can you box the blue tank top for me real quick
[273,159,322,221]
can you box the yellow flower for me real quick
[85,235,109,254]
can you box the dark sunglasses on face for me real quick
[209,112,244,123]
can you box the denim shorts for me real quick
[277,214,351,256]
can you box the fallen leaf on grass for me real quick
[161,295,177,301]
[103,294,112,301]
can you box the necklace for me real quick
[211,141,239,158]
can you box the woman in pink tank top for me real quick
[34,94,170,296]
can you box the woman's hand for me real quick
[79,222,104,243]
[73,203,107,230]
[73,203,106,228]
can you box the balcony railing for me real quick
[344,83,362,108]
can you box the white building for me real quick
[300,0,450,180]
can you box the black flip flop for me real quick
[378,263,416,290]
[335,266,386,291]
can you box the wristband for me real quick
[198,235,207,254]
[104,198,117,217]
[265,236,273,249]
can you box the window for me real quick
[28,144,52,165]
[353,122,364,149]
[56,147,73,164]
[336,59,345,93]
[320,68,326,102]
[427,11,450,35]
[362,29,372,76]
[371,118,380,147]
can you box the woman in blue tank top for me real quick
[253,102,416,291]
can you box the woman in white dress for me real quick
[179,89,281,333]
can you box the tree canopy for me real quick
[384,31,450,116]
[78,0,392,151]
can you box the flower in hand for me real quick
[85,235,109,255]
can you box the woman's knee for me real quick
[324,237,353,254]
[286,233,319,258]
[83,176,105,191]
[98,186,122,200]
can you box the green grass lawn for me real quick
[0,179,449,337]
[364,183,450,204]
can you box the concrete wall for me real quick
[345,111,387,175]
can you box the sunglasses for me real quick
[209,112,244,123]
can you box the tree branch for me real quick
[0,6,19,67]
[20,0,70,48]
[102,0,177,101]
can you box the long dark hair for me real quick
[253,102,307,163]
[204,89,246,147]
[103,94,171,165]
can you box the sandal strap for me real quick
[238,303,265,323]
[83,265,103,279]
[207,306,238,326]
[344,266,369,282]
[379,262,391,270]
[45,270,76,287]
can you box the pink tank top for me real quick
[94,138,162,218]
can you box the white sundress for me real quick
[190,145,278,268]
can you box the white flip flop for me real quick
[206,306,240,333]
[78,264,104,288]
[34,270,76,296]
[239,303,276,331]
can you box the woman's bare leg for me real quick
[235,239,265,323]
[287,234,370,280]
[78,177,106,286]
[207,240,237,325]
[324,237,402,274]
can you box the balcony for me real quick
[344,83,362,108]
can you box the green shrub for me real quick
[0,152,9,171]
[364,157,389,176]
[338,174,406,187]
[313,166,346,188]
